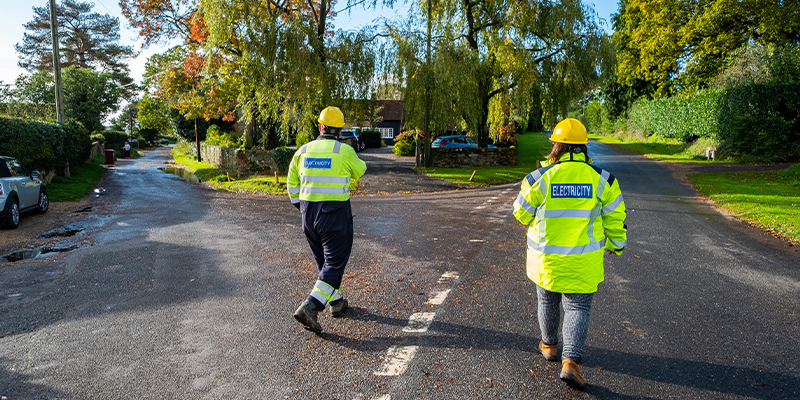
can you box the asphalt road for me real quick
[0,143,798,399]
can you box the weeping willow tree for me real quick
[200,0,387,146]
[386,0,607,150]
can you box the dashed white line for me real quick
[438,271,460,283]
[374,346,419,376]
[402,312,436,333]
[427,289,451,305]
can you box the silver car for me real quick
[0,157,48,229]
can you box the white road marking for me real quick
[469,239,485,242]
[474,205,487,209]
[374,346,419,376]
[438,271,459,283]
[403,312,436,333]
[373,395,391,400]
[427,289,451,305]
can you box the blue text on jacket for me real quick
[551,184,592,198]
[304,158,333,169]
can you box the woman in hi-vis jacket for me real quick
[513,118,628,390]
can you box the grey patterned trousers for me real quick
[536,284,594,362]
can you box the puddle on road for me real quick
[2,245,80,263]
[40,226,84,238]
[159,167,202,183]
[74,207,93,213]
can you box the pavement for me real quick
[0,142,798,399]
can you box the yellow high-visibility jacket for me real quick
[513,152,627,293]
[287,138,367,204]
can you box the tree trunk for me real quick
[195,118,202,162]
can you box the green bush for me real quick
[392,131,416,156]
[204,125,240,147]
[629,90,721,141]
[272,146,296,173]
[585,100,603,133]
[360,129,382,148]
[90,133,106,143]
[717,82,800,160]
[101,130,128,149]
[0,116,91,175]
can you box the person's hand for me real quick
[293,202,301,211]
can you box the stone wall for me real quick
[199,144,280,177]
[429,147,517,168]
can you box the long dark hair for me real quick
[547,142,589,165]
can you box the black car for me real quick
[339,130,365,152]
[0,157,48,229]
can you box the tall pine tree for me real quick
[15,0,138,96]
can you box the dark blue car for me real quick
[431,135,497,149]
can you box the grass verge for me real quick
[688,170,800,242]
[417,132,552,185]
[48,159,107,202]
[588,132,735,164]
[169,143,310,195]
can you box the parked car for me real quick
[0,157,48,229]
[431,135,497,149]
[339,129,366,152]
[160,139,170,145]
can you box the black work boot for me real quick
[330,299,348,318]
[293,300,322,333]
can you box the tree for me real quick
[16,0,138,96]
[614,0,800,96]
[388,0,606,150]
[137,94,172,136]
[12,66,122,133]
[199,0,381,146]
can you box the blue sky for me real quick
[0,1,620,86]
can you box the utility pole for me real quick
[49,0,64,124]
[422,0,433,168]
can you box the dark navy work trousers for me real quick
[300,200,353,306]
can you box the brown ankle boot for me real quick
[560,358,586,390]
[538,340,558,362]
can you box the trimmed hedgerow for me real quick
[0,116,91,175]
[717,83,800,159]
[629,90,721,141]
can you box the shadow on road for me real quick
[321,308,796,399]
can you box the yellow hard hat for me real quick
[550,118,588,144]
[318,106,344,129]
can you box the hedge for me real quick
[360,130,382,148]
[629,83,800,159]
[717,83,799,158]
[629,90,720,141]
[0,116,91,175]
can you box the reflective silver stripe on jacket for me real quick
[299,186,350,195]
[298,144,308,154]
[596,169,610,200]
[287,186,301,194]
[300,176,351,184]
[541,209,593,219]
[527,236,606,255]
[290,196,300,204]
[602,193,624,214]
[514,194,538,216]
[332,141,341,153]
[608,238,627,248]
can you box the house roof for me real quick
[377,100,403,121]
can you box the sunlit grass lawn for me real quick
[588,133,736,164]
[172,148,361,195]
[418,132,552,185]
[48,157,107,202]
[688,170,800,242]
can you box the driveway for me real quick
[356,147,475,194]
